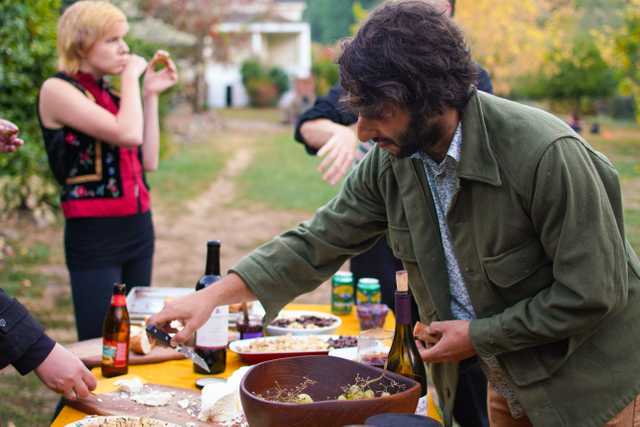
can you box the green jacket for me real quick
[232,90,640,427]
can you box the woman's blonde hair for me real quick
[57,1,127,74]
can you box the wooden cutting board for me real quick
[67,338,186,368]
[65,384,245,426]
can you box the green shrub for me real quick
[241,59,290,108]
[311,45,339,96]
[0,0,61,222]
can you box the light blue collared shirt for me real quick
[412,124,476,320]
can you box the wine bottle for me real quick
[385,270,427,396]
[193,240,228,374]
[101,283,130,378]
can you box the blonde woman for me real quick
[38,1,177,340]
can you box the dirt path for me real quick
[152,118,333,304]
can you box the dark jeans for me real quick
[454,356,489,427]
[69,256,152,341]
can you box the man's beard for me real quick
[394,113,447,159]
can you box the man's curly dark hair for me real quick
[338,0,476,119]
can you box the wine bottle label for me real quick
[102,339,128,367]
[111,295,126,307]
[196,305,229,348]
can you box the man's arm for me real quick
[470,138,628,357]
[294,84,361,184]
[0,289,97,398]
[149,147,390,343]
[294,84,358,152]
[0,289,55,374]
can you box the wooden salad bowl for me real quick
[240,355,421,427]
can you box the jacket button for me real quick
[0,318,6,328]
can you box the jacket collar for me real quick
[458,88,502,187]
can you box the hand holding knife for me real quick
[145,324,210,373]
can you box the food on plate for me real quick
[327,335,358,349]
[236,335,328,353]
[235,335,357,354]
[66,416,179,427]
[270,315,337,329]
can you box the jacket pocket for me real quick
[482,238,552,288]
[387,225,417,262]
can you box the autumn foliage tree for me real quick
[140,0,237,111]
[613,0,640,123]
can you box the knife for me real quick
[145,324,210,373]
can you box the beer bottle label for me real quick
[103,340,128,368]
[196,305,229,348]
[111,294,126,307]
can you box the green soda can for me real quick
[331,271,354,315]
[356,278,382,305]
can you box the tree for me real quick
[304,0,381,44]
[535,37,617,116]
[613,0,640,123]
[141,0,236,112]
[0,0,60,222]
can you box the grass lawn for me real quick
[148,133,229,217]
[237,130,341,212]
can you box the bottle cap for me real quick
[395,270,409,292]
[207,240,221,247]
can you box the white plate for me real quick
[65,416,180,427]
[229,334,350,364]
[266,310,342,336]
[328,346,358,361]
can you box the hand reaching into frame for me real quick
[0,119,24,153]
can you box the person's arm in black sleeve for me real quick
[0,288,55,375]
[294,84,358,155]
[475,64,494,94]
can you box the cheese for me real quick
[114,377,145,394]
[130,391,173,407]
[199,366,251,422]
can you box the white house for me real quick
[205,0,311,108]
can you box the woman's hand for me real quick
[143,50,178,97]
[122,54,148,80]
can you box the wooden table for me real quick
[51,304,442,426]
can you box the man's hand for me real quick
[34,343,97,400]
[316,125,359,185]
[147,286,218,346]
[413,320,476,363]
[0,119,24,153]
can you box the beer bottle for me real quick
[194,240,228,374]
[101,283,130,378]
